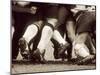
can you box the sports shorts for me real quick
[76,11,96,34]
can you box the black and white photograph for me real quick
[11,0,96,74]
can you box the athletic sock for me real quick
[37,25,53,53]
[23,24,38,43]
[53,30,67,45]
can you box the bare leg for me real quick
[66,20,76,42]
[66,20,76,59]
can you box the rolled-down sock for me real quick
[23,24,38,43]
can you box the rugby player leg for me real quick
[34,18,57,63]
[19,21,43,59]
[52,6,73,60]
[52,29,69,60]
[65,20,76,60]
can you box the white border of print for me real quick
[0,0,100,75]
[18,0,96,5]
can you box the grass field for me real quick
[12,60,95,74]
[12,42,96,74]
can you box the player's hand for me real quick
[30,6,37,14]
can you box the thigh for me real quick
[75,33,89,43]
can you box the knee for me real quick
[27,24,38,32]
[47,18,58,27]
[43,25,53,33]
[74,43,90,58]
[34,20,43,30]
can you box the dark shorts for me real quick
[25,11,44,30]
[13,8,44,32]
[23,11,43,26]
[43,4,59,19]
[76,11,96,34]
[55,6,75,29]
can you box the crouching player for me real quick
[71,5,96,65]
